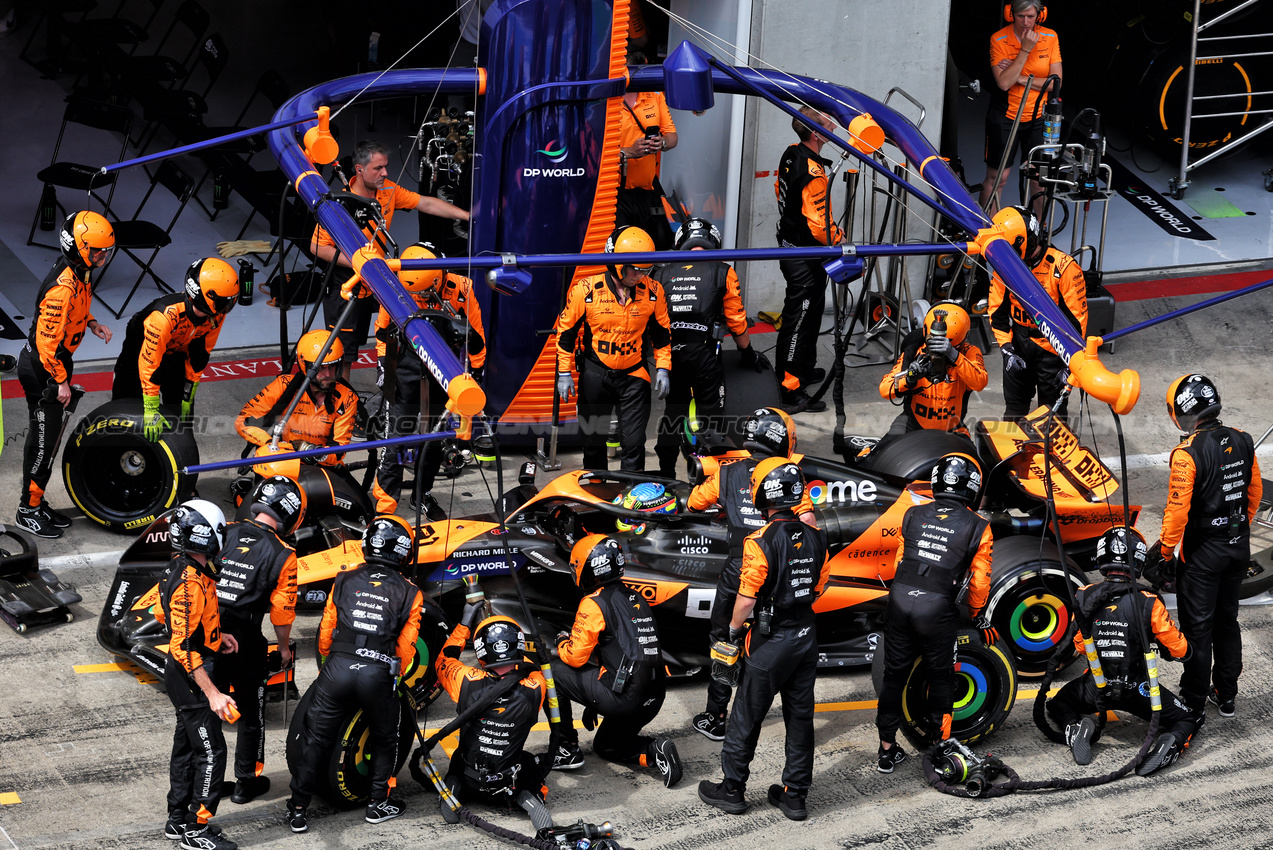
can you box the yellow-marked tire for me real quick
[872,627,1017,748]
[62,400,198,533]
[984,537,1087,678]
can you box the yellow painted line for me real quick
[815,699,878,713]
[0,793,20,805]
[438,731,460,758]
[74,663,133,674]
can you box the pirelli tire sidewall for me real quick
[285,682,418,807]
[871,626,1017,748]
[62,400,199,533]
[984,536,1087,677]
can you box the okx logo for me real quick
[536,140,569,163]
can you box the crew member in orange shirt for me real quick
[235,329,359,476]
[979,0,1063,215]
[16,211,114,538]
[878,302,988,439]
[112,258,239,443]
[311,139,470,379]
[555,226,672,471]
[616,50,678,249]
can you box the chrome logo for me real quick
[537,141,568,163]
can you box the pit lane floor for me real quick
[6,291,1273,849]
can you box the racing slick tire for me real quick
[983,536,1087,677]
[856,429,979,483]
[1241,550,1273,599]
[62,400,198,533]
[871,626,1017,748]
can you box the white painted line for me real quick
[1104,446,1273,473]
[0,824,19,850]
[36,550,125,573]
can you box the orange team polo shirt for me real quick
[989,24,1061,120]
[619,92,676,190]
[312,180,423,254]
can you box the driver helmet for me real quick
[613,481,678,533]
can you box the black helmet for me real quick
[930,453,983,505]
[1095,525,1148,579]
[750,456,805,510]
[569,533,626,592]
[362,514,416,572]
[743,407,796,458]
[1006,204,1046,267]
[674,217,722,251]
[171,499,227,560]
[249,475,306,537]
[1166,374,1221,432]
[472,615,526,666]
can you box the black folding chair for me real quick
[132,31,229,156]
[19,0,96,74]
[96,0,208,89]
[27,98,134,251]
[189,69,291,218]
[64,0,166,57]
[95,159,195,318]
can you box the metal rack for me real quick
[1168,0,1273,199]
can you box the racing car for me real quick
[96,409,1137,801]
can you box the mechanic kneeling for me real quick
[211,476,303,806]
[686,407,815,742]
[699,458,829,821]
[874,453,994,773]
[286,516,427,832]
[436,612,553,831]
[157,500,240,850]
[235,330,360,486]
[1046,526,1201,775]
[551,534,682,787]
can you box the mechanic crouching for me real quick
[699,458,829,821]
[435,611,553,831]
[874,453,994,773]
[286,516,426,832]
[1045,526,1201,775]
[550,534,683,787]
[211,477,303,806]
[686,407,815,742]
[157,500,239,850]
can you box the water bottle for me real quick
[238,259,255,306]
[1042,96,1062,157]
[39,184,57,231]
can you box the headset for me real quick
[1004,2,1047,23]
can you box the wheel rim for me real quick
[901,646,1006,741]
[1006,592,1070,653]
[951,660,989,722]
[81,440,169,514]
[987,565,1082,676]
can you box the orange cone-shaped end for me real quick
[1068,339,1140,414]
[446,372,486,419]
[848,114,885,154]
[304,106,339,165]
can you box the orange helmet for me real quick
[604,225,655,278]
[296,329,343,370]
[399,243,446,293]
[60,211,115,271]
[924,302,971,347]
[569,533,626,591]
[184,258,239,320]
